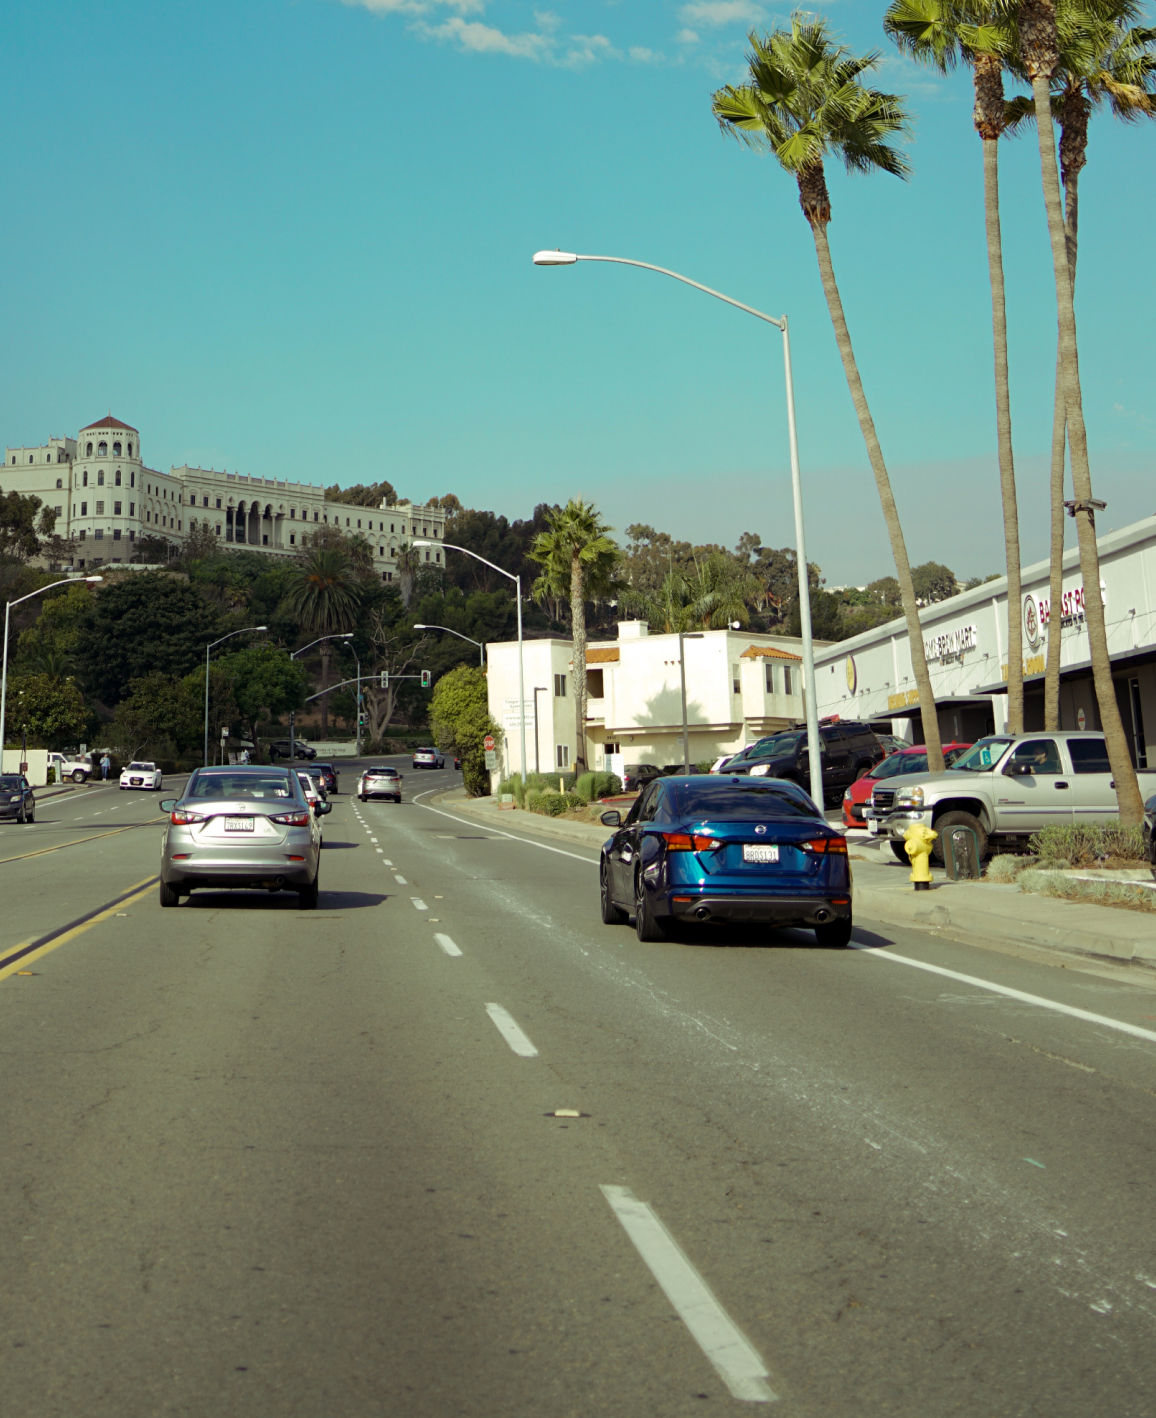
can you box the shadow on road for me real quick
[181,889,389,910]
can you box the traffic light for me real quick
[358,713,366,726]
[380,671,389,688]
[421,670,431,688]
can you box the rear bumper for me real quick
[162,853,317,890]
[667,891,851,926]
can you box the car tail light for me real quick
[802,836,848,855]
[170,809,205,825]
[271,810,312,826]
[661,832,724,852]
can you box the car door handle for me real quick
[1054,781,1069,789]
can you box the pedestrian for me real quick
[100,752,111,782]
[241,748,250,765]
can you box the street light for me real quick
[289,633,354,759]
[413,540,527,784]
[533,249,822,808]
[1,576,102,773]
[203,626,267,767]
[413,624,485,667]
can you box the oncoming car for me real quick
[120,761,163,791]
[358,766,402,802]
[0,774,35,824]
[412,746,445,770]
[599,774,852,948]
[158,765,325,909]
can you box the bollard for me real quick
[903,823,937,890]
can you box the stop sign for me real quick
[483,734,495,751]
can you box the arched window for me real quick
[113,441,122,456]
[98,441,107,456]
[82,470,88,487]
[56,478,62,490]
[115,469,122,486]
[127,443,133,456]
[86,442,93,456]
[97,470,105,486]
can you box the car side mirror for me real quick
[1006,762,1032,776]
[159,799,177,812]
[317,801,332,815]
[601,810,622,827]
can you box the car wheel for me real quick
[158,878,181,908]
[72,770,86,783]
[299,874,320,910]
[634,872,671,942]
[814,916,853,948]
[889,841,909,865]
[600,861,627,924]
[932,810,987,865]
[26,807,34,823]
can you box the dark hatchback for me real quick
[599,775,852,947]
[313,763,339,794]
[0,774,35,823]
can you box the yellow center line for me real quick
[0,877,158,984]
[0,819,166,866]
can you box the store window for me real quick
[554,673,566,697]
[556,744,570,769]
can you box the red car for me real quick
[842,742,972,828]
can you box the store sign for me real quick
[845,655,857,694]
[1023,594,1043,650]
[1035,580,1107,630]
[923,624,978,665]
[887,688,920,711]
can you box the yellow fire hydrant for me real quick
[904,823,937,890]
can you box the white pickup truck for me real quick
[868,731,1156,862]
[47,751,93,784]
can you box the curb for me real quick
[429,791,608,849]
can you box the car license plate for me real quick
[867,819,879,835]
[743,843,779,863]
[224,817,254,832]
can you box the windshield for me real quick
[668,780,820,820]
[871,753,928,780]
[950,737,1014,773]
[748,733,803,760]
[187,772,296,801]
[127,762,154,770]
[0,776,25,791]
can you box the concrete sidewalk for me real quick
[434,790,1156,969]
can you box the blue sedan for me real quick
[599,775,852,947]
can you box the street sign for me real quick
[484,750,497,771]
[483,734,495,752]
[380,672,389,688]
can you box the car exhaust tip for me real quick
[813,907,831,923]
[695,905,711,921]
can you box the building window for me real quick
[216,498,221,509]
[290,507,296,519]
[357,518,361,528]
[127,443,133,456]
[129,531,135,542]
[113,529,122,541]
[764,663,774,693]
[390,523,395,533]
[130,471,135,487]
[113,501,122,516]
[314,511,319,522]
[556,744,570,769]
[215,525,221,536]
[202,496,208,507]
[81,501,88,515]
[113,441,122,456]
[98,441,107,456]
[55,477,62,490]
[783,666,793,695]
[79,530,86,541]
[435,551,440,564]
[95,528,104,540]
[146,511,151,522]
[83,470,88,487]
[53,505,61,517]
[86,442,93,456]
[289,534,296,545]
[96,501,105,515]
[554,673,566,697]
[28,455,33,464]
[587,668,604,698]
[425,550,430,561]
[129,503,135,515]
[98,470,105,486]
[115,469,122,485]
[732,663,740,694]
[346,518,351,527]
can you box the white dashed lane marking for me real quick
[411,898,428,911]
[434,934,462,957]
[394,874,407,885]
[484,1004,538,1059]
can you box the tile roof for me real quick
[586,647,620,663]
[740,645,802,661]
[81,415,138,433]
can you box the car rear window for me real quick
[1068,738,1112,774]
[667,780,821,820]
[188,773,294,800]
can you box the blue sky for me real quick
[3,0,1153,584]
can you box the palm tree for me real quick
[283,547,360,737]
[621,554,761,634]
[1005,0,1155,729]
[529,499,619,773]
[712,17,945,772]
[885,0,1027,734]
[1016,0,1143,822]
[394,541,422,609]
[620,567,701,635]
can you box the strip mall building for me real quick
[813,513,1156,767]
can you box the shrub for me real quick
[1028,822,1146,868]
[695,760,716,774]
[525,789,583,817]
[1018,868,1156,912]
[985,854,1031,884]
[575,771,623,802]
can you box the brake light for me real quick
[271,810,312,826]
[802,836,848,855]
[661,832,724,852]
[170,809,204,825]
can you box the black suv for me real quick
[726,722,884,804]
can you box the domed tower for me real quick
[73,415,144,562]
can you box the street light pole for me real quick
[203,625,267,768]
[413,624,485,666]
[412,540,527,784]
[1,576,102,771]
[533,249,823,808]
[288,633,354,761]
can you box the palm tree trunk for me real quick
[1028,71,1143,822]
[807,217,944,771]
[981,129,1024,734]
[570,549,587,774]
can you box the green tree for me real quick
[885,0,1026,732]
[111,672,201,759]
[712,16,946,773]
[78,572,222,705]
[182,661,240,753]
[1016,0,1143,821]
[911,561,959,604]
[324,480,399,508]
[283,548,359,737]
[1004,0,1155,729]
[6,673,87,748]
[15,581,90,670]
[429,664,501,797]
[529,500,619,773]
[219,644,308,744]
[0,487,55,564]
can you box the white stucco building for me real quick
[486,621,809,778]
[813,513,1156,768]
[4,414,447,579]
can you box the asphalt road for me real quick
[5,757,1156,1416]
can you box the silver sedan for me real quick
[158,766,327,909]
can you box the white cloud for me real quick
[676,26,699,44]
[338,0,484,14]
[628,45,660,62]
[562,32,622,66]
[678,0,764,27]
[417,15,555,57]
[533,9,563,31]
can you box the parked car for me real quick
[622,763,664,793]
[876,734,912,756]
[598,774,851,947]
[313,763,339,794]
[358,765,402,802]
[269,739,317,760]
[412,746,445,769]
[119,761,164,791]
[454,756,461,770]
[0,773,35,824]
[741,722,886,805]
[870,732,1156,863]
[47,751,92,784]
[297,770,328,806]
[158,765,325,908]
[842,742,971,827]
[709,738,782,775]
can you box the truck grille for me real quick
[872,789,896,812]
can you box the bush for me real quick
[1028,822,1146,868]
[575,771,624,803]
[1018,868,1156,913]
[525,789,582,817]
[695,760,716,774]
[985,854,1031,884]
